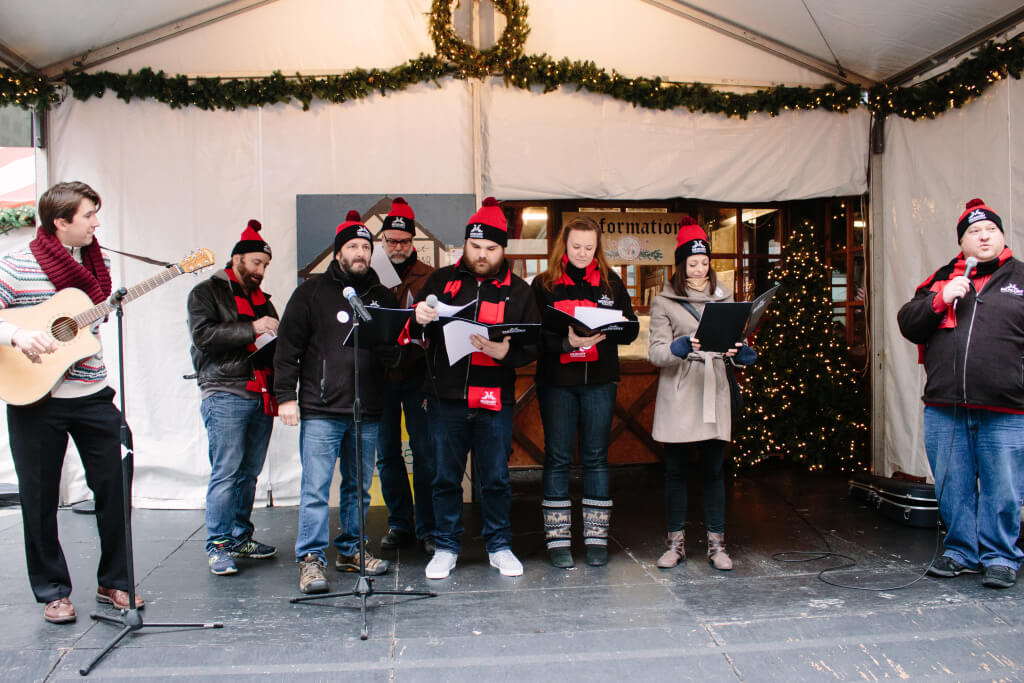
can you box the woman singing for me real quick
[648,216,756,571]
[532,216,638,568]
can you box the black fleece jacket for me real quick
[273,261,398,418]
[897,255,1024,411]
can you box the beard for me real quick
[468,257,501,277]
[340,256,369,278]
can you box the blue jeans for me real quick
[428,398,514,554]
[924,406,1024,570]
[201,392,274,553]
[376,376,435,539]
[294,416,379,561]
[537,382,617,500]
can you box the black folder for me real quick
[543,306,639,345]
[693,285,779,352]
[343,307,414,347]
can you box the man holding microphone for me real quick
[898,198,1024,589]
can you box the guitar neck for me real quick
[74,265,184,327]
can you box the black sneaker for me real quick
[927,555,981,578]
[228,538,277,559]
[380,528,414,551]
[982,565,1017,589]
[420,536,436,555]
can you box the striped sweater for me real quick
[0,246,109,397]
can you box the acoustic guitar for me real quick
[0,248,215,405]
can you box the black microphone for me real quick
[963,256,978,280]
[342,286,372,322]
[108,287,127,306]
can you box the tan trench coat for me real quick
[648,281,735,444]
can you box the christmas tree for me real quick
[733,221,868,471]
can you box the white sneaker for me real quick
[425,550,458,579]
[488,549,524,577]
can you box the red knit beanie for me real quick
[674,216,709,264]
[382,197,415,235]
[465,197,508,247]
[334,210,373,255]
[232,219,272,257]
[956,198,1003,242]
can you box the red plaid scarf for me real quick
[29,227,111,304]
[225,267,278,416]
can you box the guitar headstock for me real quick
[179,248,216,274]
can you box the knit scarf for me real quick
[29,227,111,304]
[225,267,278,416]
[916,247,1013,329]
[554,256,602,364]
[450,259,511,411]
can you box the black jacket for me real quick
[410,259,540,407]
[897,255,1024,411]
[273,261,398,418]
[188,269,278,392]
[532,267,638,387]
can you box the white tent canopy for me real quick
[0,0,1022,505]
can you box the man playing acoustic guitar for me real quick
[0,181,140,624]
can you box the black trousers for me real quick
[662,440,726,534]
[7,386,130,603]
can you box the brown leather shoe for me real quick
[44,597,76,624]
[96,586,145,610]
[656,530,686,568]
[707,532,733,571]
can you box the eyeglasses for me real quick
[384,237,413,247]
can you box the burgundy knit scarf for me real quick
[29,227,112,304]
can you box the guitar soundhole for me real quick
[50,317,78,342]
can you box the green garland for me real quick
[0,205,36,235]
[0,1,1021,121]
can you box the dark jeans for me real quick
[376,376,434,539]
[428,398,514,554]
[7,387,129,603]
[662,440,726,534]
[537,382,617,500]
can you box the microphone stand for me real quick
[291,306,435,640]
[81,287,223,676]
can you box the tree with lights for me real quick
[733,222,868,471]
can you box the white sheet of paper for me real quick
[254,332,277,350]
[370,246,401,288]
[442,318,488,365]
[573,306,622,328]
[435,300,473,317]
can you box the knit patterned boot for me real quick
[542,499,573,568]
[582,498,612,566]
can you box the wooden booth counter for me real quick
[509,315,662,468]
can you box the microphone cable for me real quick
[766,271,978,590]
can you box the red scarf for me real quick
[554,255,601,364]
[916,247,1013,330]
[225,267,278,416]
[466,262,511,411]
[29,227,111,304]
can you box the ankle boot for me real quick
[656,530,685,568]
[542,499,573,568]
[707,532,733,571]
[582,498,612,566]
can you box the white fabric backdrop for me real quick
[879,76,1022,479]
[0,83,473,508]
[482,84,870,201]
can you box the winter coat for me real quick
[897,255,1024,411]
[389,255,434,381]
[648,280,734,443]
[188,269,278,395]
[273,261,398,418]
[532,266,638,387]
